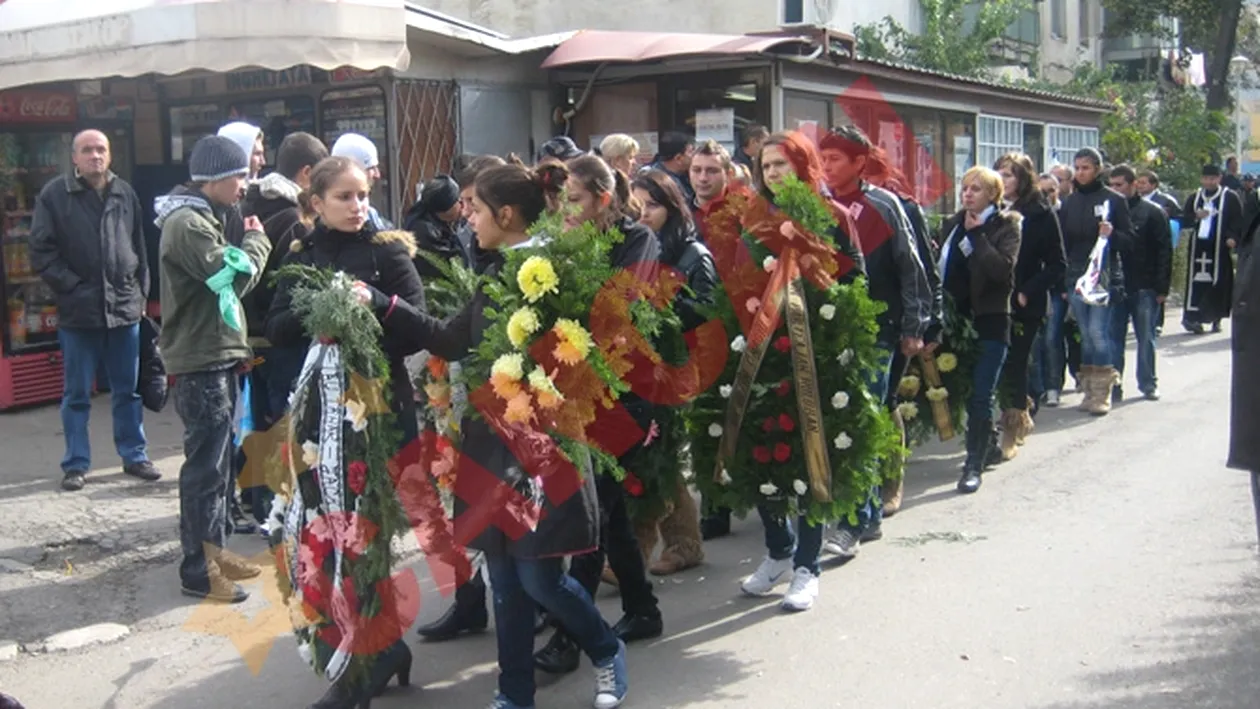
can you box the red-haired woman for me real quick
[735,131,868,612]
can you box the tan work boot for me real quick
[1076,365,1097,412]
[650,485,704,575]
[1015,398,1035,445]
[882,474,905,517]
[181,559,249,603]
[999,409,1022,460]
[1088,366,1120,416]
[216,548,262,581]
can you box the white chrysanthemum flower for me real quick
[793,479,808,496]
[763,256,778,272]
[837,348,854,366]
[719,384,733,398]
[833,432,853,450]
[731,335,747,352]
[301,440,320,467]
[759,482,779,496]
[708,423,723,438]
[819,304,836,320]
[831,391,850,409]
[719,468,733,486]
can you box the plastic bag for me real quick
[1074,238,1111,306]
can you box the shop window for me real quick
[228,96,316,166]
[674,82,763,157]
[168,104,224,164]
[978,115,1025,170]
[785,92,831,145]
[1046,124,1100,167]
[321,87,389,212]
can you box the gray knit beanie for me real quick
[189,135,249,183]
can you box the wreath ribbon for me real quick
[713,247,833,502]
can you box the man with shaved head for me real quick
[29,129,158,491]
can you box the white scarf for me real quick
[938,204,995,281]
[1192,187,1227,286]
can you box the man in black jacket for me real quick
[403,174,468,280]
[819,127,934,554]
[28,129,160,491]
[1060,147,1135,415]
[1107,164,1171,401]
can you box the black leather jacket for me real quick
[659,218,717,331]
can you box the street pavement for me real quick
[0,318,1256,709]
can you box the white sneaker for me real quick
[781,567,819,612]
[1045,390,1061,407]
[740,556,793,596]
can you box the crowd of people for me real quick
[22,115,1252,709]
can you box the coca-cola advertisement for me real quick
[0,91,77,124]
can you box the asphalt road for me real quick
[0,322,1255,709]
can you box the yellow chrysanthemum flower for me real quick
[490,353,525,401]
[507,307,542,348]
[897,375,921,399]
[936,352,958,372]
[896,402,920,420]
[552,318,593,366]
[517,256,560,303]
[926,386,949,402]
[528,366,565,409]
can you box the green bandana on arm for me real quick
[204,246,257,332]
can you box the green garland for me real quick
[271,266,409,685]
[687,177,902,526]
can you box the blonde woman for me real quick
[936,166,1021,494]
[599,134,640,176]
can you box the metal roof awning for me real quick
[0,0,410,92]
[541,30,821,69]
[404,2,575,58]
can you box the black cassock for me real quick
[1180,187,1240,325]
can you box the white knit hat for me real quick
[331,133,380,170]
[217,121,262,165]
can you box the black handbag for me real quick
[137,317,169,412]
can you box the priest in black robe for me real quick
[1180,164,1241,333]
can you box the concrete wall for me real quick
[1039,0,1102,82]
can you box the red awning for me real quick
[541,30,816,69]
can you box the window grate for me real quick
[393,79,460,212]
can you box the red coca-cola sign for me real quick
[0,91,77,124]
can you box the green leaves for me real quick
[854,0,1034,78]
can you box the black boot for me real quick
[612,612,663,642]
[700,508,731,540]
[983,425,1003,470]
[308,641,411,708]
[534,629,580,674]
[417,573,488,642]
[957,423,986,494]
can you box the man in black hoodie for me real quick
[403,174,469,280]
[818,127,934,553]
[236,132,327,526]
[1060,147,1134,415]
[1107,165,1171,401]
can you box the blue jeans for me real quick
[1028,327,1046,400]
[969,339,1009,424]
[58,324,148,473]
[173,369,238,586]
[1069,292,1115,367]
[1041,296,1071,393]
[1110,289,1159,394]
[485,554,619,706]
[758,504,824,575]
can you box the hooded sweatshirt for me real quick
[240,172,308,340]
[155,186,271,375]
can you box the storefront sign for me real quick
[225,66,313,93]
[331,67,384,84]
[695,108,736,148]
[0,91,76,123]
[80,97,134,121]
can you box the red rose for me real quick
[773,442,791,462]
[774,335,791,353]
[622,472,644,497]
[778,413,795,432]
[775,379,792,397]
[347,460,368,495]
[753,446,772,463]
[762,417,776,433]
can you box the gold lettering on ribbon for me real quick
[785,274,832,502]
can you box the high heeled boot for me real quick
[957,423,988,494]
[417,572,488,641]
[308,641,412,709]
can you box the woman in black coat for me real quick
[938,166,1022,494]
[265,156,424,709]
[995,153,1066,460]
[1230,210,1260,543]
[353,162,628,709]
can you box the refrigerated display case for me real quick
[0,92,77,409]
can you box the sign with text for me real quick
[225,66,313,93]
[0,90,76,123]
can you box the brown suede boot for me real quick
[1077,365,1097,412]
[1088,366,1119,416]
[1015,397,1035,446]
[999,409,1022,460]
[882,474,904,517]
[216,548,262,581]
[650,480,703,575]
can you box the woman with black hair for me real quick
[994,153,1066,460]
[627,169,717,575]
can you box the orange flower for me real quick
[490,372,523,401]
[504,391,535,425]
[424,381,452,409]
[426,356,449,379]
